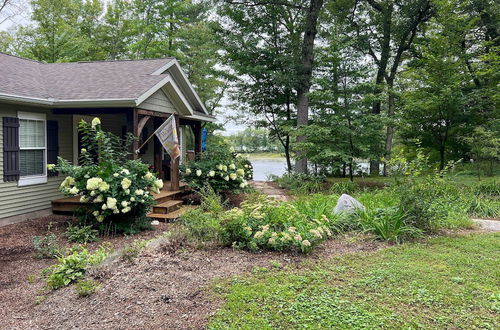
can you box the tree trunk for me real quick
[294,0,324,173]
[383,84,396,176]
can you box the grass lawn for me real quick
[209,233,500,329]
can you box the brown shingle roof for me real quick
[0,52,174,101]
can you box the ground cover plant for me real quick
[209,233,500,329]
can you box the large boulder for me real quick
[333,194,365,214]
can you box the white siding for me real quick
[137,89,176,113]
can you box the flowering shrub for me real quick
[221,195,335,253]
[181,149,253,193]
[53,118,162,226]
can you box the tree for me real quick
[349,0,433,175]
[464,126,500,179]
[218,1,304,171]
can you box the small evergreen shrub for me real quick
[32,234,61,259]
[66,224,99,243]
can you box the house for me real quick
[0,52,215,225]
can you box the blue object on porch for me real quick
[202,128,207,151]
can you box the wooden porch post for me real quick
[132,109,139,160]
[193,122,203,156]
[170,114,180,191]
[153,117,163,182]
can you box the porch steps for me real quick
[151,190,182,204]
[152,200,183,214]
[147,205,197,221]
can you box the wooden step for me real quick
[152,190,182,204]
[152,200,183,214]
[147,206,197,221]
[52,196,88,213]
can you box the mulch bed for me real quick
[1,215,385,329]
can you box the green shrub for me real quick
[473,181,499,197]
[46,245,108,289]
[329,181,359,195]
[181,185,225,242]
[181,149,253,193]
[397,178,472,231]
[32,234,61,259]
[221,195,335,253]
[358,207,422,243]
[66,224,99,243]
[121,240,148,262]
[468,195,500,218]
[273,173,325,193]
[75,279,100,297]
[53,118,159,229]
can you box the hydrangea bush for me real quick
[221,195,334,253]
[181,148,253,193]
[53,118,162,225]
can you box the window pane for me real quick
[19,119,45,148]
[20,150,45,176]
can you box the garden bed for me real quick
[1,215,385,329]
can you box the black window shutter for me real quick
[2,117,20,182]
[47,120,59,177]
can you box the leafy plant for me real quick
[358,207,422,243]
[121,240,148,263]
[46,245,109,289]
[52,118,161,230]
[181,149,252,193]
[329,181,359,195]
[66,224,99,243]
[32,234,61,259]
[273,173,325,194]
[75,279,100,297]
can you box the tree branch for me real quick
[224,0,304,10]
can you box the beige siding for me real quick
[138,89,176,113]
[0,104,73,220]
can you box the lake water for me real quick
[248,157,374,181]
[248,157,288,181]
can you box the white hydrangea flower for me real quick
[121,168,130,175]
[47,164,55,171]
[80,196,88,203]
[154,179,163,189]
[229,173,237,180]
[92,211,99,217]
[69,187,79,195]
[196,170,202,176]
[106,197,117,210]
[229,163,236,170]
[121,201,128,207]
[224,176,229,181]
[113,173,119,177]
[91,117,101,128]
[98,181,110,192]
[121,178,132,190]
[135,189,144,196]
[124,189,130,195]
[236,169,245,176]
[222,165,228,172]
[102,204,107,210]
[122,207,131,213]
[60,176,75,189]
[86,177,103,190]
[94,195,103,202]
[96,215,105,222]
[208,170,215,177]
[130,197,136,202]
[113,209,119,214]
[143,171,154,180]
[90,190,96,197]
[185,168,192,175]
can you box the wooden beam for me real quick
[136,109,172,118]
[137,115,151,137]
[170,114,180,191]
[53,108,131,115]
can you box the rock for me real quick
[151,220,160,226]
[333,194,365,214]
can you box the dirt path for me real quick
[473,218,500,232]
[250,181,290,201]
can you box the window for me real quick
[18,112,47,186]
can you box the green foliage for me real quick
[53,118,159,229]
[46,245,109,289]
[75,279,100,297]
[272,173,325,194]
[32,234,61,259]
[329,181,359,195]
[66,224,99,244]
[358,207,422,243]
[121,240,148,263]
[209,234,500,329]
[227,128,283,153]
[181,149,252,193]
